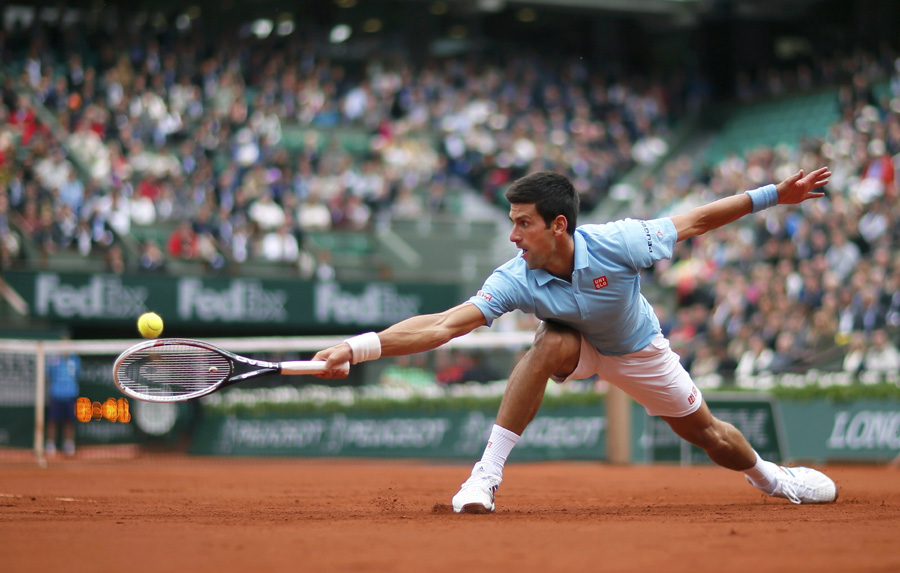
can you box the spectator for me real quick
[167,220,198,259]
[296,191,332,232]
[138,239,166,273]
[859,139,896,201]
[105,243,125,274]
[390,184,424,220]
[92,186,131,238]
[58,170,85,214]
[767,331,802,375]
[260,220,301,263]
[248,190,286,231]
[691,345,723,389]
[863,329,900,376]
[45,340,81,456]
[50,203,79,250]
[803,308,840,358]
[461,353,499,384]
[0,192,21,268]
[841,285,887,334]
[315,250,336,282]
[434,348,467,385]
[736,335,775,380]
[824,229,861,282]
[842,331,868,375]
[8,94,43,145]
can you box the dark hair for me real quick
[504,171,579,235]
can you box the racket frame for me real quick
[113,338,315,402]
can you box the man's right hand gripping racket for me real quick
[113,338,348,402]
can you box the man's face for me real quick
[508,203,556,270]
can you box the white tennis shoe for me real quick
[452,462,501,514]
[752,465,837,504]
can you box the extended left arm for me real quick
[671,167,830,242]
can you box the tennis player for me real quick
[314,167,838,513]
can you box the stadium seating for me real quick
[704,90,840,166]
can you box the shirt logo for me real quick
[640,220,654,254]
[593,276,608,289]
[476,290,493,302]
[657,230,664,238]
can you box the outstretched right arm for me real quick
[670,167,829,242]
[313,302,488,377]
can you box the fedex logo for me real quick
[593,276,608,290]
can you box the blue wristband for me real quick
[744,184,778,213]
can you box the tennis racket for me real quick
[112,338,348,402]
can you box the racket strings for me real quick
[116,344,231,399]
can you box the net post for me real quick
[34,341,47,468]
[605,385,632,464]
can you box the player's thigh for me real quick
[599,334,702,418]
[533,320,581,375]
[550,333,601,383]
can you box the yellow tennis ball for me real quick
[137,312,164,338]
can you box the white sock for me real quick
[478,424,520,477]
[744,451,780,494]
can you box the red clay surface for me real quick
[1,457,898,573]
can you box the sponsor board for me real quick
[3,271,458,330]
[178,278,288,322]
[315,283,422,325]
[190,407,609,460]
[36,274,148,319]
[827,410,900,450]
[781,399,900,462]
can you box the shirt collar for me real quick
[531,231,587,285]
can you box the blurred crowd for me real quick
[628,49,900,386]
[1,15,900,384]
[0,16,691,276]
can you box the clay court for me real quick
[2,457,898,572]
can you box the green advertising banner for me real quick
[0,405,143,448]
[0,401,195,450]
[780,399,900,463]
[2,271,461,332]
[189,406,608,461]
[633,394,785,464]
[0,407,33,449]
[0,353,194,448]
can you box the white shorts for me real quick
[553,333,702,418]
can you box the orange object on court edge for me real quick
[75,397,92,423]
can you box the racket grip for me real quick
[280,360,350,375]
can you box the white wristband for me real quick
[744,184,778,213]
[345,332,382,364]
